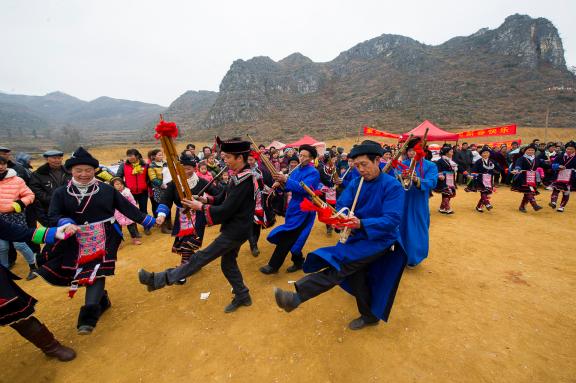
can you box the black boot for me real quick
[99,290,112,315]
[77,304,101,335]
[26,263,38,281]
[274,287,301,312]
[11,316,76,361]
[138,268,167,291]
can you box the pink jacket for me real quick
[197,170,213,183]
[0,169,35,213]
[114,188,137,226]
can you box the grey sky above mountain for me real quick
[1,0,574,106]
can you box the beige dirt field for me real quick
[1,182,575,383]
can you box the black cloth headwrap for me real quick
[216,136,251,154]
[349,142,384,159]
[479,146,491,154]
[64,147,99,169]
[299,144,318,159]
[180,155,197,167]
[565,140,576,149]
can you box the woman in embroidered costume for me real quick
[155,156,219,284]
[434,146,458,214]
[549,140,576,212]
[36,147,156,335]
[1,218,76,361]
[511,144,544,213]
[466,146,500,213]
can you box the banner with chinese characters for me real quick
[458,124,517,139]
[362,126,400,139]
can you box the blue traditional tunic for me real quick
[303,173,407,321]
[395,159,438,267]
[267,164,320,253]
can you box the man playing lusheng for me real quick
[274,141,407,330]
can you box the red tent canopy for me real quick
[286,135,319,147]
[399,120,459,142]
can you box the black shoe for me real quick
[224,296,252,313]
[286,263,303,273]
[259,265,278,275]
[475,207,483,213]
[274,287,300,312]
[485,204,493,211]
[144,229,152,236]
[175,278,187,285]
[348,316,379,331]
[549,202,557,209]
[138,269,163,292]
[250,246,260,257]
[519,207,527,213]
[533,205,543,211]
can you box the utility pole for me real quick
[544,105,549,142]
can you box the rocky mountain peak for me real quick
[279,52,313,67]
[487,13,565,69]
[333,34,423,63]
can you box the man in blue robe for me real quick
[261,145,320,274]
[391,137,438,267]
[274,141,407,330]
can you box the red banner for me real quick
[458,124,517,139]
[480,139,522,147]
[363,126,400,139]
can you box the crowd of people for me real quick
[0,134,574,362]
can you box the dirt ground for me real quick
[1,182,575,383]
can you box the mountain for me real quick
[197,14,575,141]
[0,91,165,142]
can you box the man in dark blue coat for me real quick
[274,141,407,330]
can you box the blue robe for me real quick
[395,159,438,266]
[303,173,407,321]
[267,164,320,253]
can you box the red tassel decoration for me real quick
[155,119,179,139]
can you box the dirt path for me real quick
[1,188,575,383]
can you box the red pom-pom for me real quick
[155,120,179,139]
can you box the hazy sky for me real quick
[1,0,574,106]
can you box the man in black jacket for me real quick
[139,137,256,313]
[454,142,473,184]
[29,150,71,226]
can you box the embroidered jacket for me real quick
[203,164,255,241]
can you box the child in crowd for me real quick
[111,177,142,245]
